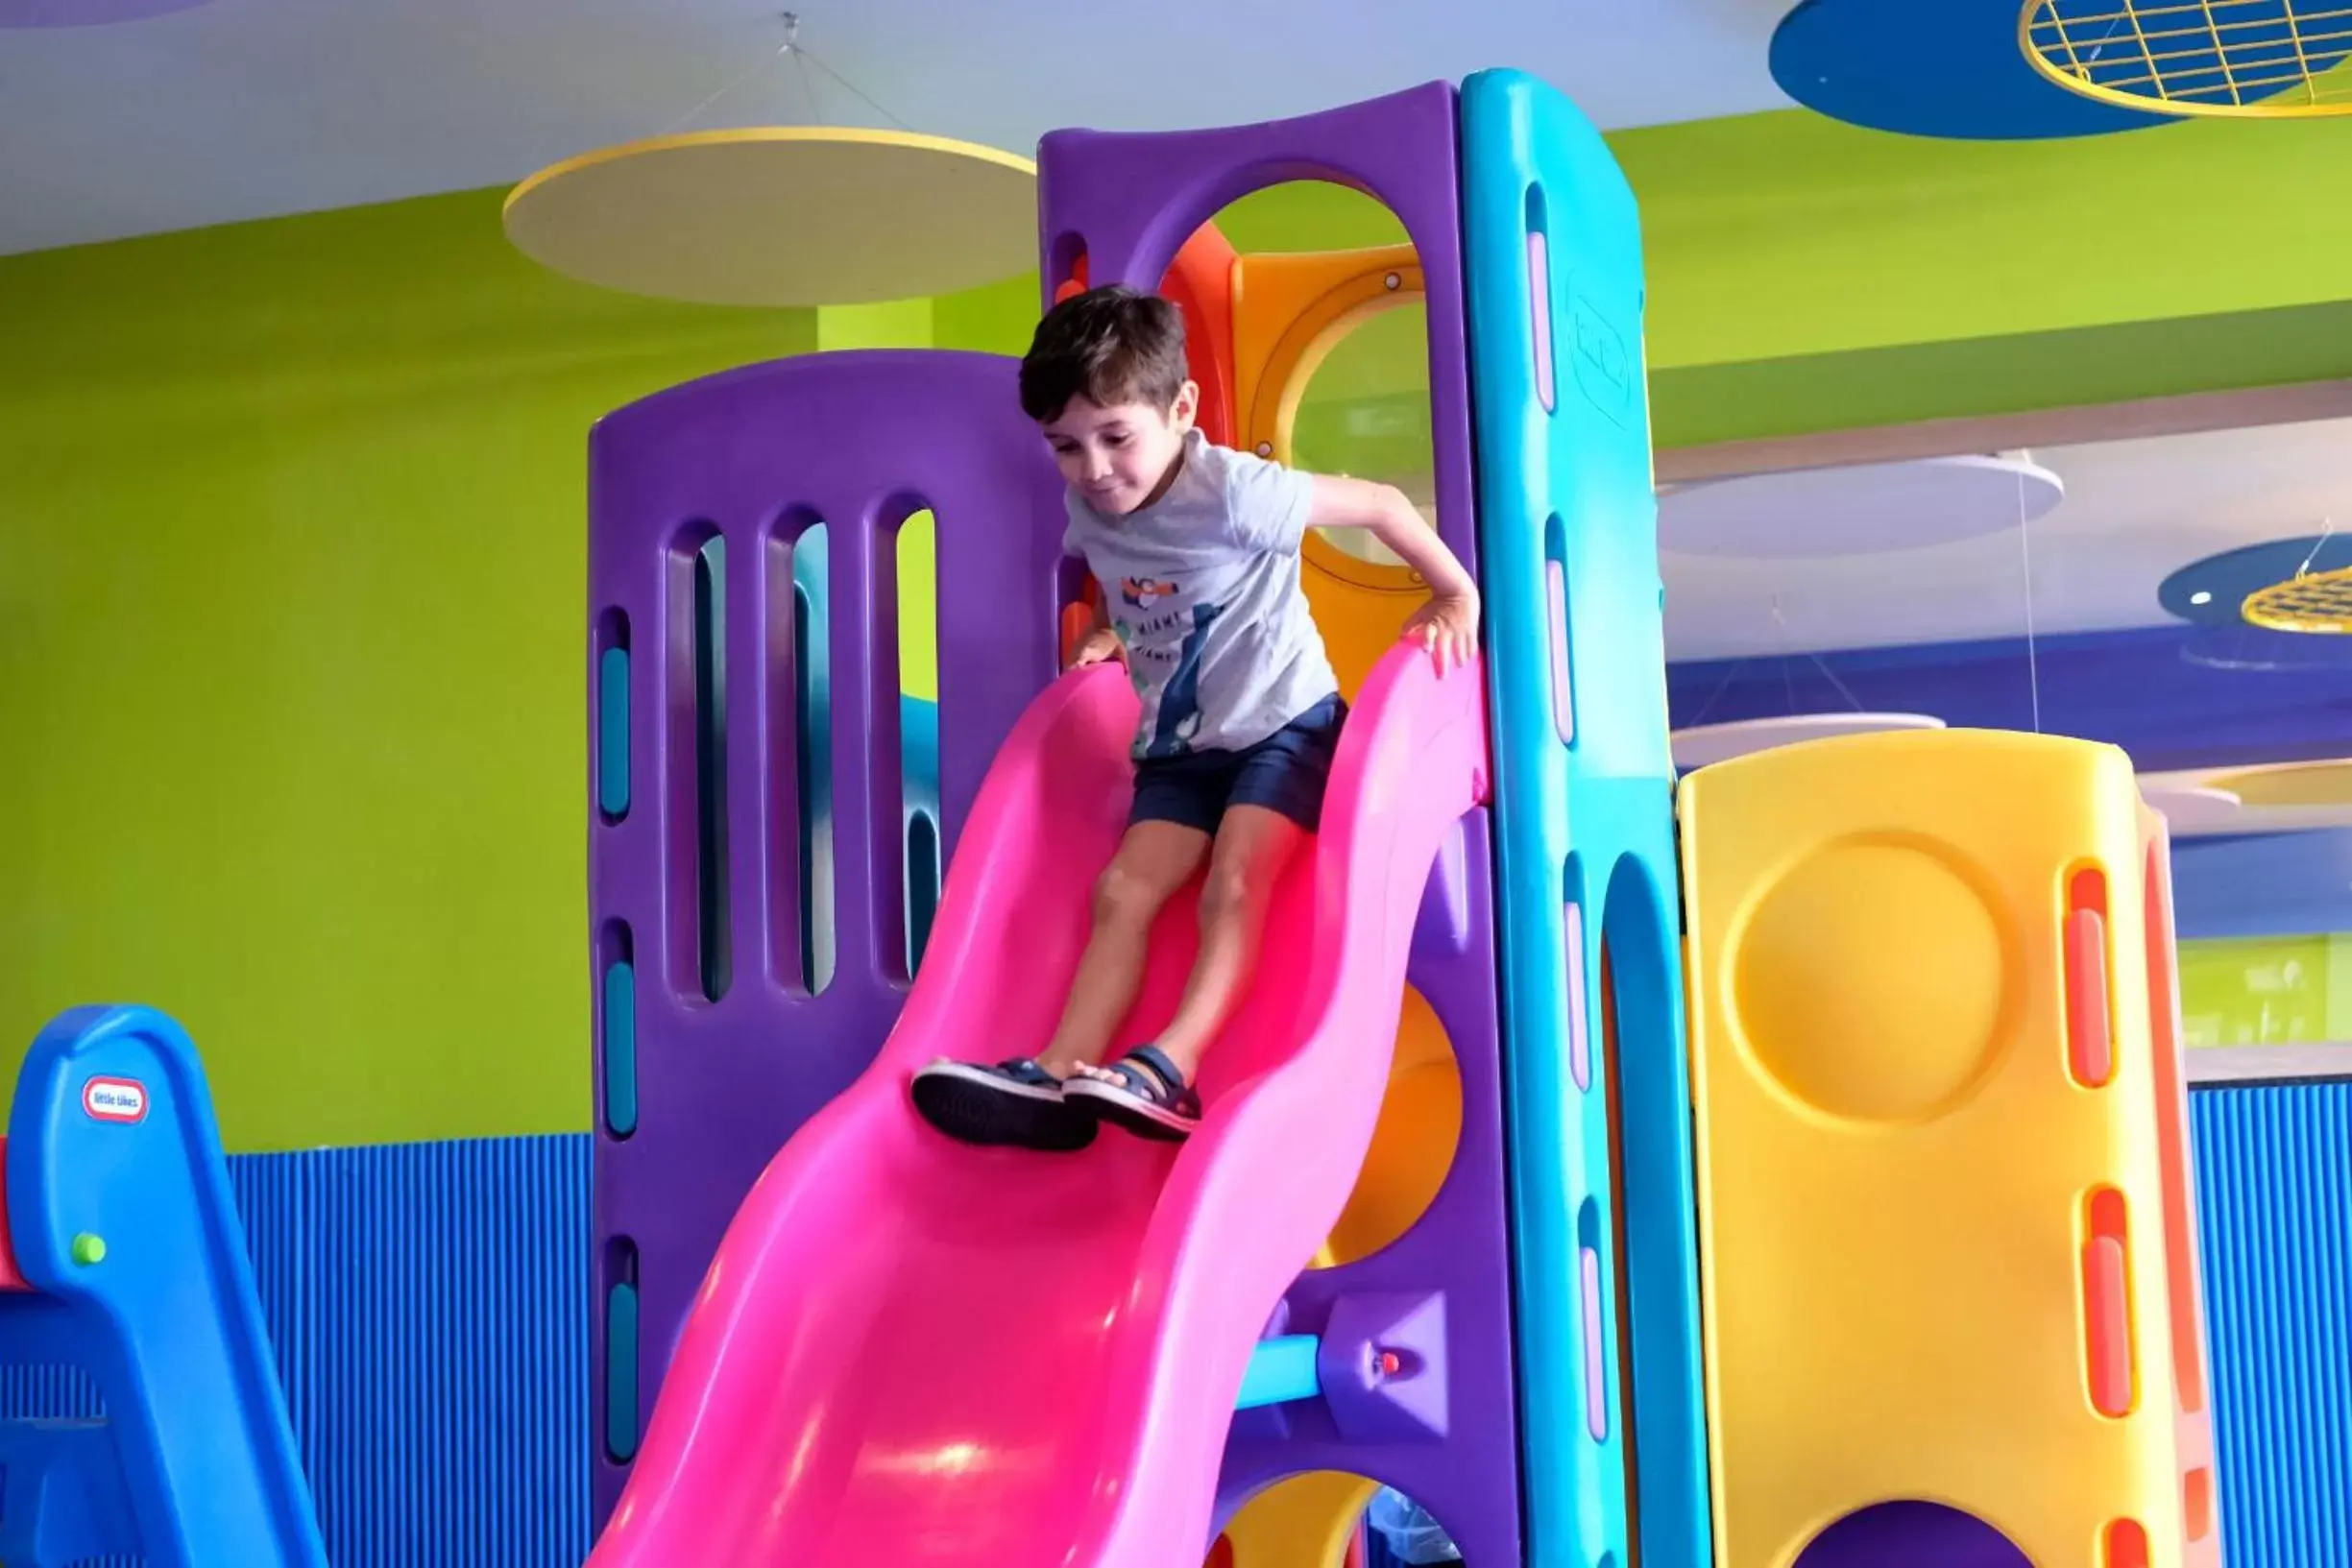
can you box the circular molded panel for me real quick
[1672,712,1946,771]
[1770,0,2170,138]
[1733,837,2011,1125]
[504,128,1039,307]
[1660,454,2063,560]
[0,0,210,23]
[1314,987,1459,1268]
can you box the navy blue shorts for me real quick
[1130,694,1348,835]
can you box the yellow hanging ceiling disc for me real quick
[503,127,1039,308]
[2022,0,2352,118]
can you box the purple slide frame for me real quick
[1041,82,1522,1562]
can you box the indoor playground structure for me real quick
[581,69,2222,1568]
[0,1006,327,1568]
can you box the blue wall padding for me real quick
[1,1136,591,1568]
[2191,1079,2352,1566]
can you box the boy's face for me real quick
[1040,383,1199,517]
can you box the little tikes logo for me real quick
[82,1077,148,1125]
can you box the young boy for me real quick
[912,285,1479,1150]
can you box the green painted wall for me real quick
[1617,109,2352,370]
[8,100,2348,1151]
[938,109,2352,442]
[2179,933,2352,1049]
[0,189,815,1152]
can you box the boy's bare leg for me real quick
[1034,820,1210,1077]
[1084,804,1306,1085]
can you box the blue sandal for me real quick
[910,1058,1096,1151]
[1063,1045,1201,1142]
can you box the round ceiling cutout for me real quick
[0,0,211,23]
[504,128,1039,308]
[1671,712,1947,771]
[1659,454,2064,560]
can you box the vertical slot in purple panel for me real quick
[761,511,821,996]
[585,350,1065,1521]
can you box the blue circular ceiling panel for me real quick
[2159,533,2352,627]
[1771,0,2175,139]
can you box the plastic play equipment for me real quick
[588,77,1584,1568]
[582,64,2221,1568]
[593,640,1486,1564]
[1682,736,2222,1568]
[0,1005,327,1568]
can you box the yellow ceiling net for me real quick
[2022,0,2352,116]
[2242,563,2352,632]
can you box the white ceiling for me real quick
[1662,417,2352,662]
[0,0,1796,256]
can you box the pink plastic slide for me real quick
[587,643,1490,1568]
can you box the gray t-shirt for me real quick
[1062,431,1341,760]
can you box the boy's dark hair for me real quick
[1018,285,1189,422]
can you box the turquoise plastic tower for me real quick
[1460,68,1713,1568]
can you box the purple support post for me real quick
[1039,84,1519,1565]
[1218,828,1519,1567]
[585,350,1065,1522]
[1037,84,1519,1565]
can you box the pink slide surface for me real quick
[587,643,1490,1568]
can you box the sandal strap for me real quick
[1125,1044,1187,1097]
[1093,1046,1198,1116]
[994,1058,1057,1087]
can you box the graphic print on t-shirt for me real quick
[1121,576,1181,611]
[1123,599,1226,760]
[1115,574,1231,760]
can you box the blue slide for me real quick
[0,1005,326,1567]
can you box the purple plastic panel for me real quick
[1794,1501,2034,1568]
[1318,1291,1449,1444]
[1036,79,1479,580]
[1040,82,1517,1563]
[1217,813,1520,1567]
[586,350,1064,1520]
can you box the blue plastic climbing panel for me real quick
[1460,66,1712,1568]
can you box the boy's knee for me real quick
[1093,863,1175,928]
[1197,863,1260,927]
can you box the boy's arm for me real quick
[1305,474,1481,673]
[1305,476,1478,604]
